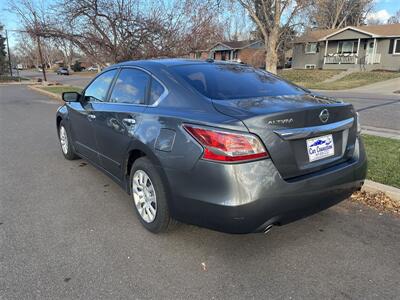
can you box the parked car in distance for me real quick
[56,67,70,75]
[86,66,98,72]
[56,59,367,234]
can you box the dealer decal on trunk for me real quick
[306,134,335,162]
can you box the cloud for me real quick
[366,9,392,23]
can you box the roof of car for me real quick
[112,58,241,69]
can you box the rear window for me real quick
[172,64,304,100]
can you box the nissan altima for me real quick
[56,59,367,234]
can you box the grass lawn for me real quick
[310,71,400,90]
[72,71,97,77]
[278,69,400,90]
[40,86,82,94]
[278,69,342,88]
[362,134,400,189]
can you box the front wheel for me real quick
[130,157,172,233]
[58,121,79,160]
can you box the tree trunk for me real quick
[264,30,278,74]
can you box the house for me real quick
[292,23,400,71]
[189,40,265,68]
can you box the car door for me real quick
[92,68,150,179]
[68,69,118,164]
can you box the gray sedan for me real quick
[56,59,367,234]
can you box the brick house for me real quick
[189,40,265,68]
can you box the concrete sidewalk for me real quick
[317,77,400,96]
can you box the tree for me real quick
[387,10,400,24]
[28,0,224,66]
[308,0,374,29]
[8,0,226,67]
[237,0,310,74]
[0,24,7,75]
[7,0,50,80]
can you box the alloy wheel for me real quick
[132,170,157,223]
[59,126,68,154]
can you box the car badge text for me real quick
[267,118,294,125]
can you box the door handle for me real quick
[87,114,96,120]
[122,118,136,126]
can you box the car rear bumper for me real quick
[165,137,367,234]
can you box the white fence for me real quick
[325,55,356,64]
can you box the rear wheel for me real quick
[130,157,172,233]
[58,121,79,160]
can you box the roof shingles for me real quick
[295,23,400,43]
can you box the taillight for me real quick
[183,124,269,162]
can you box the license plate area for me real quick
[306,134,335,162]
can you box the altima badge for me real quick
[267,118,294,125]
[319,109,329,123]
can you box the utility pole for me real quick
[33,12,47,82]
[5,30,13,77]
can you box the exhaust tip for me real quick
[264,224,273,235]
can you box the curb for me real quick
[362,180,400,202]
[362,126,400,140]
[27,85,63,103]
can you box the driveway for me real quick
[1,85,399,299]
[340,77,400,95]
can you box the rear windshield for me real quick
[172,63,304,100]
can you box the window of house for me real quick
[394,39,400,54]
[338,41,358,54]
[305,64,316,69]
[305,42,317,53]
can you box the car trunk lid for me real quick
[212,94,358,179]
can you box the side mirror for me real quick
[62,91,81,102]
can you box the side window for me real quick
[110,69,150,104]
[84,70,117,102]
[149,78,165,105]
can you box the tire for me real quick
[58,120,79,160]
[130,157,172,233]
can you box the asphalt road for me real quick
[316,90,400,131]
[19,70,92,88]
[1,84,399,299]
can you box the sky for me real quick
[1,0,400,48]
[368,0,400,23]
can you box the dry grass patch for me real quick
[40,86,82,95]
[350,191,400,216]
[307,71,400,90]
[278,70,400,90]
[277,69,342,88]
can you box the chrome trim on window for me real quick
[274,117,354,140]
[86,65,169,107]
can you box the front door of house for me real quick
[366,40,374,64]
